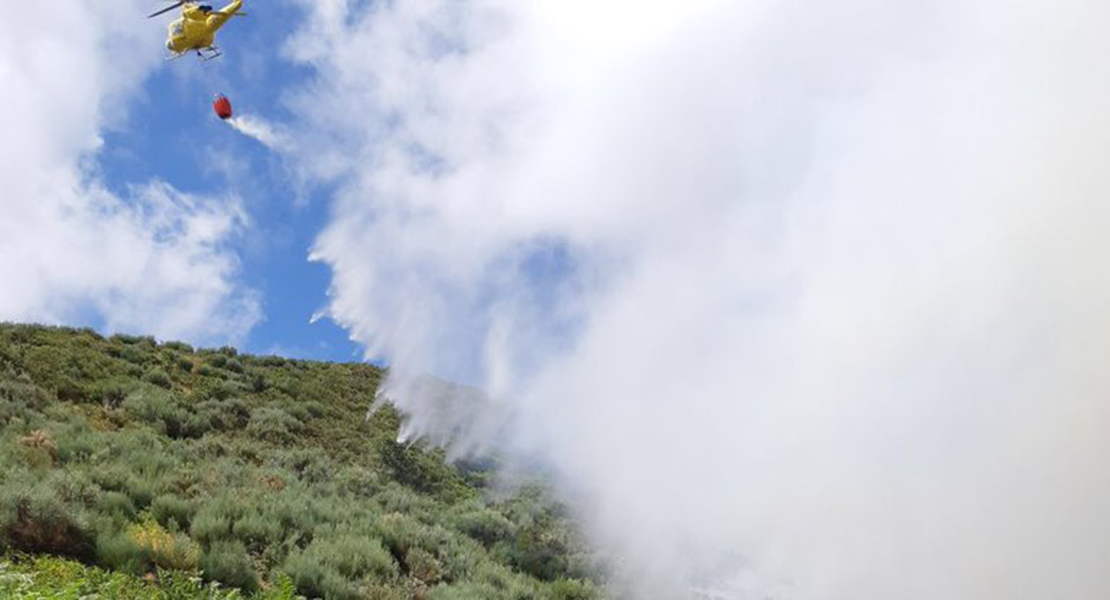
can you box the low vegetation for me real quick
[0,324,601,599]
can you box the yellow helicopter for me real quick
[148,1,247,61]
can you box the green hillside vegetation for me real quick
[0,323,600,599]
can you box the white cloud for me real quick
[290,0,1110,598]
[0,1,260,344]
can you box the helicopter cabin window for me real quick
[169,20,184,37]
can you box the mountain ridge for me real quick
[0,322,599,599]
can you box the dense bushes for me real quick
[0,324,602,599]
[0,472,96,560]
[0,555,301,599]
[283,534,396,600]
[151,494,195,530]
[0,380,49,413]
[450,502,515,547]
[200,540,259,593]
[247,407,303,443]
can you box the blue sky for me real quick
[97,1,359,361]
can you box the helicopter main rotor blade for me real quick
[147,1,186,19]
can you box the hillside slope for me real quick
[0,323,599,599]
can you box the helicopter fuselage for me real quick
[165,0,243,55]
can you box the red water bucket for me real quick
[213,94,233,120]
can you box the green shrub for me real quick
[195,379,240,400]
[425,528,486,583]
[319,532,396,580]
[190,498,238,546]
[0,475,96,560]
[280,531,398,599]
[143,368,172,389]
[427,572,539,600]
[151,494,196,530]
[200,539,259,593]
[97,491,136,520]
[0,380,49,411]
[96,527,153,575]
[44,470,100,506]
[110,334,145,345]
[450,504,515,547]
[221,397,251,422]
[0,555,298,599]
[116,345,149,366]
[251,493,319,548]
[497,523,575,583]
[282,550,362,600]
[129,519,200,571]
[122,389,186,437]
[163,341,194,353]
[247,407,303,443]
[17,430,57,470]
[183,397,249,437]
[54,421,98,464]
[249,372,269,393]
[257,355,286,367]
[122,475,157,510]
[0,398,33,426]
[377,439,469,500]
[542,579,600,600]
[372,512,444,564]
[268,448,332,485]
[406,546,441,583]
[90,464,129,494]
[176,356,196,372]
[233,510,285,550]
[182,414,216,438]
[335,466,381,499]
[88,377,134,408]
[278,400,325,423]
[374,483,435,516]
[87,459,156,510]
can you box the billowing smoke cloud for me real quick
[0,1,260,344]
[288,0,1110,598]
[227,115,291,152]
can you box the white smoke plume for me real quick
[227,115,291,152]
[288,0,1110,598]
